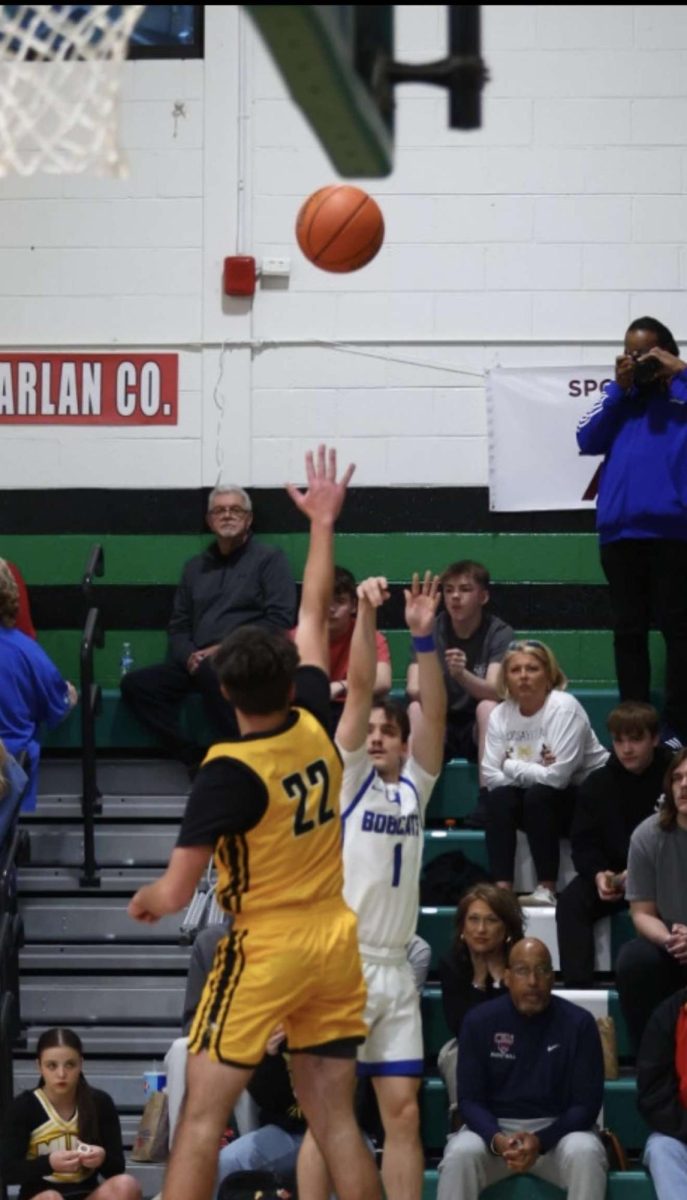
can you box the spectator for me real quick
[406,560,512,827]
[637,986,687,1200]
[120,485,297,768]
[482,640,608,905]
[5,561,36,638]
[436,938,606,1200]
[0,559,77,812]
[557,701,671,987]
[616,749,687,1051]
[0,1026,141,1200]
[295,566,391,731]
[438,884,525,1040]
[577,315,687,749]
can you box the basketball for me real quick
[295,184,385,273]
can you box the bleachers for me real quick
[7,513,666,1200]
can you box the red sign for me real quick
[0,353,178,424]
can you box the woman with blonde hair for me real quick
[0,560,77,812]
[482,639,608,905]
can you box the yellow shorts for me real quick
[188,899,368,1067]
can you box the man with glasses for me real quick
[437,937,607,1200]
[121,485,296,769]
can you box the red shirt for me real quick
[288,621,391,694]
[329,620,390,684]
[7,561,36,639]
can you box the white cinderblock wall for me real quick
[0,5,686,489]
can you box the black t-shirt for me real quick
[177,665,332,849]
[432,611,513,720]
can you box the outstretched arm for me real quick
[336,576,389,753]
[287,446,355,673]
[406,572,445,775]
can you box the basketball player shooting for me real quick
[298,571,446,1200]
[127,445,381,1200]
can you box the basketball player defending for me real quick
[299,572,446,1200]
[128,446,380,1200]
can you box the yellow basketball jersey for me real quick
[202,706,344,919]
[26,1089,89,1184]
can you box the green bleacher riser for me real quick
[416,908,636,974]
[35,626,667,695]
[4,531,611,586]
[41,686,622,758]
[420,1078,650,1155]
[421,988,634,1062]
[422,1169,657,1200]
[422,829,489,870]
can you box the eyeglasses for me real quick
[510,965,553,980]
[507,639,546,652]
[209,505,249,518]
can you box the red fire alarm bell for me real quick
[223,255,256,296]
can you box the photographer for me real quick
[577,316,687,748]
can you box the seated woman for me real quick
[0,559,77,811]
[482,639,608,906]
[0,1026,141,1200]
[438,883,525,1040]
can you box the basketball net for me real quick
[0,4,145,177]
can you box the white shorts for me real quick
[357,957,423,1076]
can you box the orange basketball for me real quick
[296,184,384,273]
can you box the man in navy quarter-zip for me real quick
[437,938,607,1200]
[121,484,296,768]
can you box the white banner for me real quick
[486,365,612,512]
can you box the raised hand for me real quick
[404,571,440,638]
[357,576,390,609]
[286,445,355,526]
[641,346,687,377]
[615,354,635,390]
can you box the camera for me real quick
[632,354,662,387]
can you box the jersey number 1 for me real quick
[282,759,335,837]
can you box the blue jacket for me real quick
[576,372,687,544]
[458,992,604,1152]
[0,628,72,811]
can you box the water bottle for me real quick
[120,641,134,677]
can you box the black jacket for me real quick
[0,1087,125,1199]
[637,987,687,1140]
[438,945,506,1040]
[167,537,297,666]
[570,747,672,879]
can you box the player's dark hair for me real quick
[440,560,490,591]
[36,1028,99,1145]
[659,747,687,832]
[372,699,410,744]
[627,316,680,357]
[333,566,357,603]
[607,701,659,740]
[214,626,300,715]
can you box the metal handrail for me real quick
[0,986,17,1159]
[80,606,103,888]
[81,542,104,606]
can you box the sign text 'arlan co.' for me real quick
[0,353,178,425]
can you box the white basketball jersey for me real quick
[338,744,437,954]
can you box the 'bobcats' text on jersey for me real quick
[338,744,437,954]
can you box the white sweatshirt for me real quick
[482,689,609,791]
